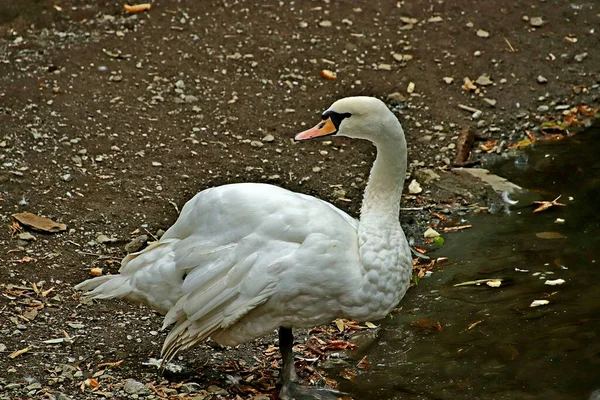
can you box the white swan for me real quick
[76,96,412,399]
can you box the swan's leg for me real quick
[278,327,348,400]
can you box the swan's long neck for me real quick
[347,119,412,321]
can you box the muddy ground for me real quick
[0,0,599,399]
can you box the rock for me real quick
[184,94,198,103]
[0,343,6,351]
[181,383,202,393]
[574,52,588,62]
[483,98,497,107]
[319,20,332,27]
[529,17,544,27]
[61,173,73,182]
[123,379,149,395]
[442,77,454,84]
[125,235,148,253]
[261,134,275,142]
[538,105,549,112]
[174,80,185,88]
[424,228,440,238]
[537,75,548,84]
[17,232,36,241]
[476,29,490,38]
[250,140,264,148]
[207,385,228,395]
[387,92,407,103]
[96,234,117,244]
[415,169,440,184]
[408,179,422,194]
[475,75,493,86]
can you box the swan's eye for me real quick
[321,111,352,129]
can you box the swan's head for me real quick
[295,96,403,144]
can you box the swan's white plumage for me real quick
[76,96,413,363]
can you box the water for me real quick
[341,128,600,400]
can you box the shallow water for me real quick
[341,128,600,400]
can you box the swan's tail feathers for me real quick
[74,274,133,300]
[161,315,222,364]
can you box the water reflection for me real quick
[341,129,600,400]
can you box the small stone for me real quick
[96,234,117,244]
[125,235,148,253]
[181,383,202,393]
[0,343,6,352]
[574,52,588,62]
[174,80,185,88]
[152,161,162,167]
[378,63,392,71]
[442,77,454,84]
[537,105,550,112]
[123,379,149,395]
[483,98,497,107]
[545,279,565,286]
[407,82,415,93]
[261,134,275,143]
[424,227,440,238]
[17,232,36,241]
[250,140,264,148]
[447,143,456,150]
[207,385,228,395]
[530,299,549,307]
[61,173,72,182]
[472,110,483,119]
[408,179,422,194]
[319,20,332,27]
[298,21,308,28]
[312,166,321,172]
[537,75,548,84]
[476,29,490,38]
[184,94,198,103]
[387,92,407,102]
[414,168,440,184]
[475,75,493,86]
[529,17,544,27]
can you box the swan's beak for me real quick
[294,118,337,141]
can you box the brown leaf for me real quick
[340,369,356,382]
[9,346,32,358]
[410,318,443,332]
[12,212,67,233]
[533,195,566,213]
[536,232,565,239]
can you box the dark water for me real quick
[342,129,600,400]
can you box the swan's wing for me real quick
[144,183,360,359]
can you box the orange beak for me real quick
[294,117,337,141]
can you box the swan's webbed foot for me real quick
[280,381,346,400]
[277,327,349,400]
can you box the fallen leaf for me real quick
[536,232,565,239]
[320,69,337,80]
[334,319,345,332]
[9,346,32,358]
[124,3,151,13]
[97,359,124,368]
[364,321,378,329]
[410,318,443,332]
[530,299,549,307]
[454,278,504,287]
[533,195,566,213]
[357,355,370,370]
[340,369,356,382]
[12,212,67,233]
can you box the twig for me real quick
[438,224,472,232]
[168,200,180,214]
[458,104,479,113]
[504,37,516,52]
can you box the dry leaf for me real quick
[124,3,151,13]
[364,321,378,329]
[454,278,503,287]
[357,355,370,370]
[340,369,356,382]
[9,346,32,358]
[410,318,443,332]
[533,195,566,213]
[12,212,67,233]
[334,319,345,332]
[536,232,565,239]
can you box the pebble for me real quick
[447,143,456,150]
[537,105,549,112]
[123,379,149,395]
[537,75,548,84]
[319,20,332,27]
[483,98,497,107]
[184,94,198,103]
[476,29,490,38]
[261,134,275,142]
[442,77,454,84]
[408,179,422,194]
[152,161,162,167]
[475,75,493,86]
[529,17,544,27]
[174,80,185,89]
[17,232,36,241]
[472,110,483,119]
[125,235,148,253]
[387,92,407,102]
[250,140,264,148]
[424,227,440,238]
[574,52,588,62]
[181,383,203,393]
